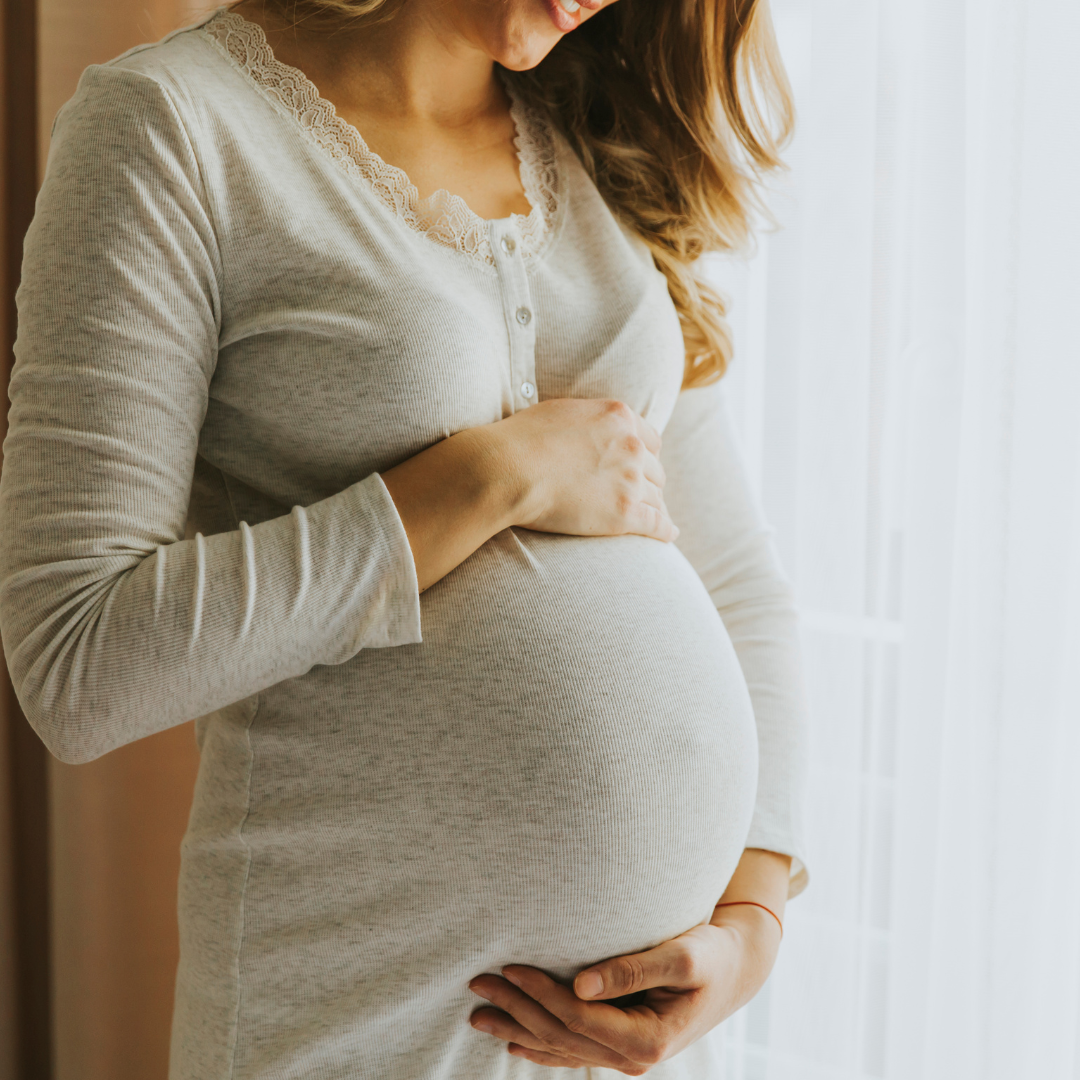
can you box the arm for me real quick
[0,66,423,763]
[383,397,676,592]
[0,66,675,764]
[708,846,791,992]
[660,381,810,897]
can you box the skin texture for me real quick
[232,0,795,1068]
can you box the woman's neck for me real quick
[229,0,505,127]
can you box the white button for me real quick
[515,307,532,326]
[501,236,517,255]
[520,381,536,399]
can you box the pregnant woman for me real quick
[0,0,809,1075]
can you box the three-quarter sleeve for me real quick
[0,65,422,765]
[660,381,810,898]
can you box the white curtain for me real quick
[707,0,1080,1076]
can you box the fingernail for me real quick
[502,969,522,987]
[577,971,604,998]
[469,985,493,1000]
[473,1020,494,1034]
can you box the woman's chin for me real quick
[474,0,572,72]
[488,31,564,73]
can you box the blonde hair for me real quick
[255,0,794,387]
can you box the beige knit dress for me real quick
[0,9,809,1078]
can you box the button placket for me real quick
[490,220,538,412]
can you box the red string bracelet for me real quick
[714,901,784,939]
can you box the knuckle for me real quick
[562,1011,590,1036]
[622,434,644,456]
[605,399,634,422]
[635,1038,667,1067]
[615,491,634,518]
[673,941,701,983]
[611,955,646,994]
[535,1025,565,1051]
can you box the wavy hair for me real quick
[252,0,794,387]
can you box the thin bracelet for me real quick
[714,901,784,939]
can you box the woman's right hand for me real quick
[491,398,678,543]
[381,398,676,592]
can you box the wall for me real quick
[36,4,209,1078]
[2,0,48,1075]
[0,22,17,1078]
[49,735,201,1080]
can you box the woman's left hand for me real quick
[467,904,783,1073]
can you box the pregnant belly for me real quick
[235,528,758,989]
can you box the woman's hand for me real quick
[381,398,675,591]
[494,398,677,543]
[466,850,792,1072]
[467,906,781,1073]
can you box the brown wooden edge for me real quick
[1,0,52,1076]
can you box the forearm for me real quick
[380,425,523,592]
[380,397,675,592]
[1,474,421,763]
[711,847,792,936]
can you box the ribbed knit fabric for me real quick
[0,10,809,1079]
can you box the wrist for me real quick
[712,902,781,963]
[453,423,534,532]
[463,420,543,530]
[710,903,783,953]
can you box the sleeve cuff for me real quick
[355,472,423,650]
[318,471,422,662]
[744,824,810,900]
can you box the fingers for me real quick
[470,1006,563,1055]
[632,411,662,457]
[633,501,679,543]
[470,1007,593,1068]
[501,965,666,1066]
[468,974,633,1069]
[514,397,674,540]
[507,1043,592,1068]
[627,436,675,542]
[574,934,715,1001]
[601,398,661,458]
[641,450,666,490]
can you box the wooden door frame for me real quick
[1,0,52,1076]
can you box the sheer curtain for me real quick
[707,0,1080,1076]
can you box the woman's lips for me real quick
[540,0,579,33]
[540,0,604,34]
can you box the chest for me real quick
[334,107,533,221]
[196,126,686,506]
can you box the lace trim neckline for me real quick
[202,8,559,265]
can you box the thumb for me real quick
[574,936,705,1000]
